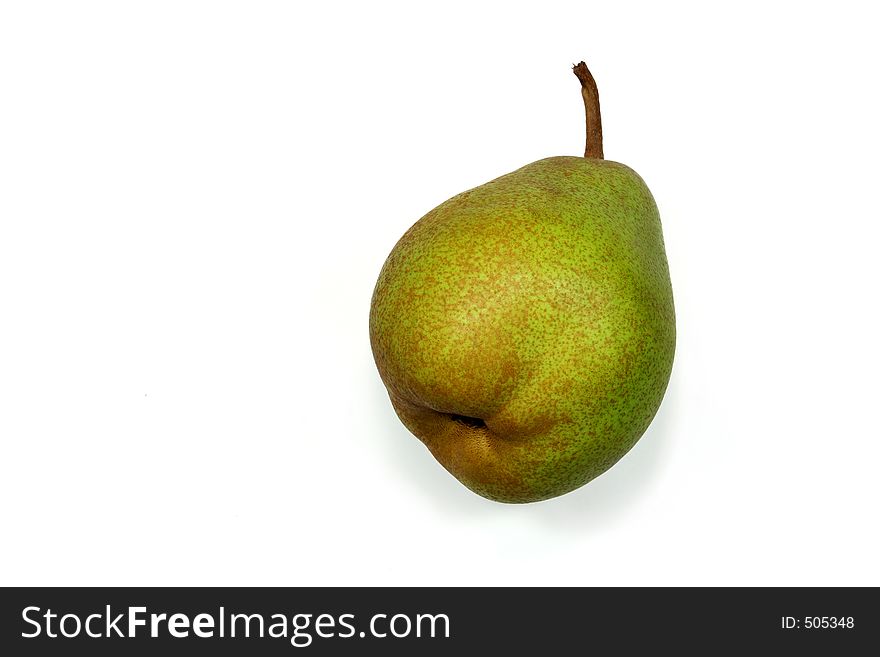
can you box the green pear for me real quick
[369,62,675,503]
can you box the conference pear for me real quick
[369,61,675,503]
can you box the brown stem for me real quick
[572,61,604,159]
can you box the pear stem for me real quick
[572,61,604,159]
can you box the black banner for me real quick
[1,587,876,654]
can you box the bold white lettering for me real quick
[167,613,190,638]
[193,613,214,638]
[128,606,146,637]
[150,613,167,637]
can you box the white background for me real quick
[1,1,878,586]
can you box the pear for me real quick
[369,62,674,503]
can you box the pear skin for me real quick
[369,63,675,503]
